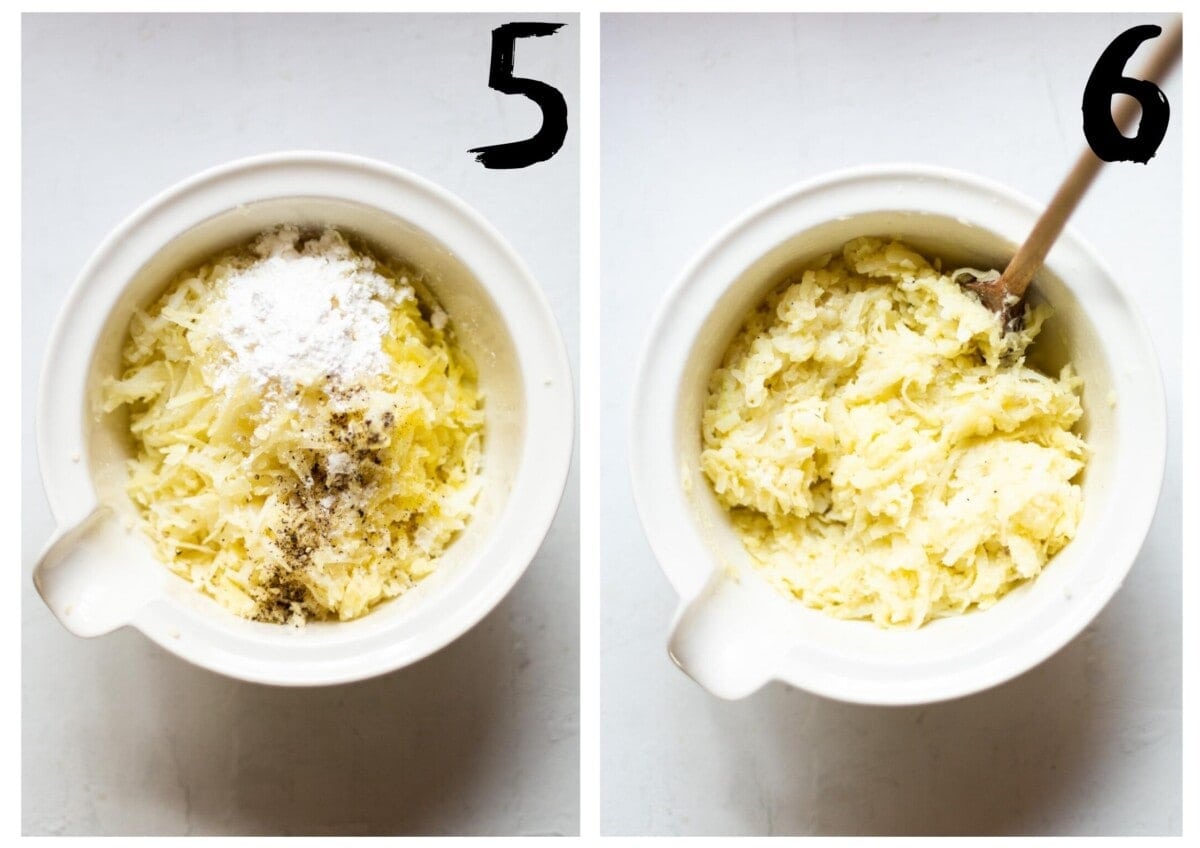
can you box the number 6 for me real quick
[1082,25,1171,164]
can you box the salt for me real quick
[326,451,354,478]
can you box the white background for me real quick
[22,13,578,836]
[602,13,1181,835]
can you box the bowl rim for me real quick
[35,150,575,686]
[629,162,1167,705]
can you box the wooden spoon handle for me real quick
[997,18,1182,304]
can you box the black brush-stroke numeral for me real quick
[1082,25,1170,163]
[470,22,568,169]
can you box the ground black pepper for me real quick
[252,389,397,624]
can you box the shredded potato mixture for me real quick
[102,229,483,624]
[701,237,1088,627]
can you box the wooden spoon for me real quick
[962,19,1182,329]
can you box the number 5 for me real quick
[470,22,569,169]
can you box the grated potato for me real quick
[102,229,483,624]
[700,237,1088,628]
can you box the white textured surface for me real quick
[602,13,1180,836]
[22,13,578,836]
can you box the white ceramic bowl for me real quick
[34,151,574,686]
[630,165,1165,705]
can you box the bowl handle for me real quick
[33,507,156,638]
[667,572,786,700]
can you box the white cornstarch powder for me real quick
[206,227,412,393]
